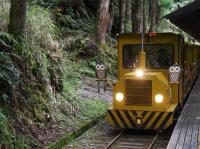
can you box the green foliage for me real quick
[60,55,82,94]
[26,6,61,49]
[57,12,96,56]
[56,6,95,34]
[86,43,118,78]
[0,32,21,102]
[160,0,173,10]
[30,0,60,8]
[0,31,53,123]
[13,42,53,122]
[0,111,29,149]
[0,32,18,47]
[0,1,114,148]
[79,99,110,119]
[0,111,13,147]
[160,0,193,15]
[0,52,21,102]
[63,32,93,56]
[58,13,95,33]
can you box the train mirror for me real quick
[169,64,181,84]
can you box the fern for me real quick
[0,111,14,148]
[0,111,29,149]
[0,52,21,102]
[0,32,18,49]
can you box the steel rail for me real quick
[103,130,124,149]
[103,130,160,149]
[147,132,160,149]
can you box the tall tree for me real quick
[119,0,126,33]
[97,0,110,44]
[8,0,27,39]
[108,0,114,35]
[143,0,148,33]
[125,0,132,32]
[132,0,144,33]
[148,0,160,32]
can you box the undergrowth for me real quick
[0,1,115,148]
[0,110,29,149]
[26,6,61,49]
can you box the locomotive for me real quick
[106,33,200,130]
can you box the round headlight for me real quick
[115,93,124,102]
[155,94,164,103]
[136,69,144,77]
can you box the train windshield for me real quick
[123,44,174,69]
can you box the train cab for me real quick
[106,33,199,130]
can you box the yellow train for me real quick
[106,33,200,130]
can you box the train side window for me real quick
[123,44,174,69]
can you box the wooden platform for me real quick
[167,77,200,149]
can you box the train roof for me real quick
[118,32,185,40]
[118,32,181,37]
[184,42,200,48]
[164,1,200,42]
[118,33,200,47]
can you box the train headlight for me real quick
[135,69,144,77]
[155,94,164,103]
[115,93,124,102]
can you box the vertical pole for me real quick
[104,80,106,92]
[98,81,100,93]
[139,0,146,70]
[141,0,144,52]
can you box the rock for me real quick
[82,40,99,56]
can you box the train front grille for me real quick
[125,79,152,105]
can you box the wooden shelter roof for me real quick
[164,1,200,41]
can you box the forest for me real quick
[0,0,193,148]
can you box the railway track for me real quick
[66,121,171,149]
[103,130,160,149]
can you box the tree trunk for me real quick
[108,0,114,34]
[148,0,160,32]
[143,0,148,33]
[125,0,132,32]
[97,0,110,44]
[155,0,161,26]
[119,0,126,33]
[8,0,27,39]
[132,0,143,33]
